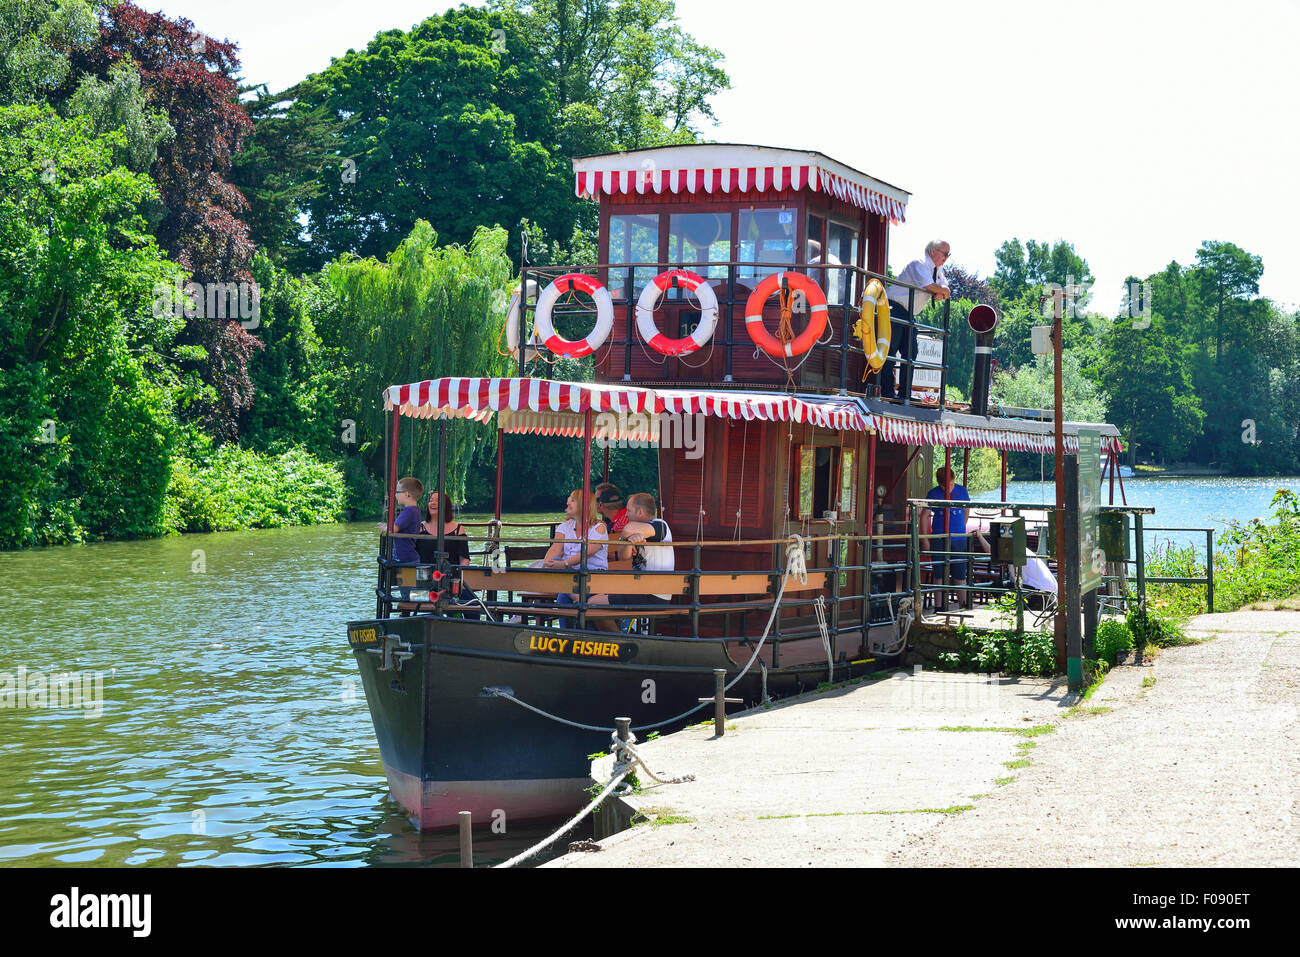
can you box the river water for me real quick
[976,475,1300,556]
[1,477,1294,867]
[0,522,574,868]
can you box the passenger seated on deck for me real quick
[377,477,424,609]
[417,491,480,620]
[594,483,629,534]
[612,493,675,607]
[541,490,611,620]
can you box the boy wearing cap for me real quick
[595,482,629,534]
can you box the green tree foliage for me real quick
[0,105,180,545]
[74,2,261,441]
[0,0,97,104]
[240,254,344,458]
[1095,243,1298,472]
[321,221,515,502]
[494,0,729,149]
[229,79,347,268]
[1099,314,1204,464]
[1193,240,1264,362]
[991,351,1111,424]
[292,6,571,267]
[991,237,1093,305]
[63,58,173,176]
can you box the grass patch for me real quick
[1002,759,1031,770]
[934,724,1055,738]
[1016,723,1056,737]
[1142,676,1157,688]
[993,776,1015,786]
[757,805,974,820]
[1066,704,1114,718]
[630,807,694,828]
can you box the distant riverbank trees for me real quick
[971,237,1299,476]
[0,0,727,547]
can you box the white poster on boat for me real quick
[910,334,942,403]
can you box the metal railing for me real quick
[377,525,921,664]
[513,259,951,403]
[900,501,1216,632]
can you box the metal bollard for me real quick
[615,716,631,751]
[697,668,742,736]
[459,810,472,868]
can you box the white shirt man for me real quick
[887,241,952,312]
[880,240,952,400]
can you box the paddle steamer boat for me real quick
[346,144,1124,830]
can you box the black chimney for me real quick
[968,304,999,416]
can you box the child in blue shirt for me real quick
[386,476,425,565]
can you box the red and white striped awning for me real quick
[383,378,873,435]
[383,378,656,419]
[868,413,1124,454]
[657,389,870,432]
[573,145,908,222]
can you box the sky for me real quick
[150,0,1300,316]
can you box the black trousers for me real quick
[879,300,916,400]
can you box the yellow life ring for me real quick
[855,278,891,374]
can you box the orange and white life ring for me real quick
[504,279,540,358]
[743,272,828,358]
[534,274,615,358]
[635,269,718,356]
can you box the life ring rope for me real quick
[635,269,719,356]
[533,273,615,358]
[743,272,829,359]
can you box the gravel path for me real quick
[889,610,1300,866]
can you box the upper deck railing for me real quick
[514,259,952,406]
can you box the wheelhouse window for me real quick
[795,445,836,520]
[738,208,795,283]
[608,213,660,300]
[826,221,859,307]
[667,213,731,299]
[805,213,825,264]
[795,445,856,520]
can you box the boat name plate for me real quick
[513,633,637,662]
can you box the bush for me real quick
[163,446,347,533]
[1019,630,1056,676]
[1126,603,1188,648]
[1093,619,1135,665]
[1148,489,1300,616]
[944,625,1056,676]
[1082,657,1110,691]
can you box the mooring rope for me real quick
[493,729,695,869]
[814,593,833,684]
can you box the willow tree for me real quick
[323,221,514,502]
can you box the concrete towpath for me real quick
[545,608,1299,867]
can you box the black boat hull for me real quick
[348,615,874,830]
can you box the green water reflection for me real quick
[0,522,571,867]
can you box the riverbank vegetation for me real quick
[1,0,723,547]
[1148,489,1300,617]
[2,1,1295,549]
